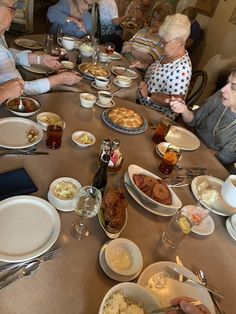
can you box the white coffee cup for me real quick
[116,75,131,87]
[221,175,236,207]
[98,91,113,105]
[57,36,75,51]
[95,76,109,88]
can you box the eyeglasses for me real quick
[4,3,17,14]
[160,38,179,47]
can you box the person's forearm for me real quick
[48,75,62,88]
[181,109,194,122]
[149,92,185,107]
[27,53,40,65]
[112,15,127,25]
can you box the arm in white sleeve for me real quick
[24,78,51,95]
[9,48,31,66]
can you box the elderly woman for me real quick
[0,0,81,95]
[122,1,173,64]
[132,13,192,120]
[170,67,236,166]
[47,0,93,38]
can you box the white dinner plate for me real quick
[14,38,43,50]
[191,215,215,236]
[91,81,110,91]
[0,117,43,149]
[99,242,142,282]
[191,175,236,216]
[95,99,115,108]
[113,78,131,88]
[36,112,66,131]
[110,52,122,60]
[165,126,200,151]
[137,261,215,314]
[22,64,50,74]
[124,172,178,217]
[0,196,60,262]
[111,66,138,79]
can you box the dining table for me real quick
[0,90,235,314]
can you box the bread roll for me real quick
[108,107,143,129]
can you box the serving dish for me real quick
[6,97,41,117]
[72,131,96,147]
[37,112,65,131]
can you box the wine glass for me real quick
[71,186,102,240]
[105,42,115,67]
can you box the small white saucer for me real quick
[191,215,215,236]
[47,192,73,212]
[226,218,236,240]
[99,242,142,282]
[95,99,115,108]
[113,78,131,88]
[91,81,110,91]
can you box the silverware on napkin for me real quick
[165,266,224,299]
[149,300,202,313]
[0,151,49,157]
[163,176,192,187]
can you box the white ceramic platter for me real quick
[124,172,178,217]
[14,38,43,50]
[22,64,50,74]
[0,196,60,262]
[165,126,200,151]
[0,117,43,149]
[191,175,236,216]
[191,215,215,236]
[137,261,215,314]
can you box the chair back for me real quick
[186,70,208,109]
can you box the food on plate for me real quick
[76,133,92,144]
[26,129,38,143]
[7,97,39,112]
[54,180,77,199]
[80,63,109,77]
[197,180,220,205]
[38,114,63,126]
[102,290,145,314]
[108,107,143,129]
[102,189,127,234]
[133,174,172,205]
[107,246,132,272]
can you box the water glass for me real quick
[152,118,172,144]
[159,144,181,175]
[71,186,102,240]
[181,200,210,225]
[43,34,54,54]
[46,124,63,149]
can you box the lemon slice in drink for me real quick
[177,217,191,234]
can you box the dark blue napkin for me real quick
[0,168,38,201]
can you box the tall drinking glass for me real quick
[105,42,115,67]
[71,186,102,240]
[43,34,54,54]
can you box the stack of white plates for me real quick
[226,214,236,240]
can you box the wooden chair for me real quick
[186,70,208,109]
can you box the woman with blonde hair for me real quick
[131,13,192,120]
[47,0,93,38]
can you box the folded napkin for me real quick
[0,168,38,201]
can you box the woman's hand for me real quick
[138,81,148,97]
[69,16,86,32]
[169,97,188,113]
[168,297,211,314]
[129,59,145,69]
[122,42,132,54]
[40,54,62,70]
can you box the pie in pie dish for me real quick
[79,63,109,77]
[108,107,143,129]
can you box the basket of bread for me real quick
[98,188,128,238]
[78,63,110,80]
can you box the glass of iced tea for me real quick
[159,144,181,174]
[46,123,63,149]
[152,118,171,144]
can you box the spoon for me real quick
[0,261,40,290]
[18,97,26,112]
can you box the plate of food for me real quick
[128,164,182,210]
[78,63,110,80]
[137,261,215,314]
[6,97,41,117]
[165,126,200,151]
[0,117,43,149]
[191,175,236,216]
[14,38,43,50]
[111,66,138,79]
[98,188,128,239]
[37,112,66,131]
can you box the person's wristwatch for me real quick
[146,92,151,102]
[66,17,71,23]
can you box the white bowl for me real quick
[49,177,81,209]
[80,93,96,108]
[6,97,41,117]
[128,164,182,210]
[79,43,94,57]
[116,75,132,86]
[98,282,159,314]
[105,238,143,276]
[72,131,96,147]
[36,112,66,131]
[61,61,74,69]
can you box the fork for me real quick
[0,247,62,273]
[194,266,226,314]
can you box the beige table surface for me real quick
[0,93,235,313]
[11,34,140,102]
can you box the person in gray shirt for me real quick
[169,67,236,166]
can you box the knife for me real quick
[0,152,49,157]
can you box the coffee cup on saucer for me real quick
[116,75,131,87]
[57,36,75,51]
[98,91,113,105]
[221,175,236,207]
[95,76,109,88]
